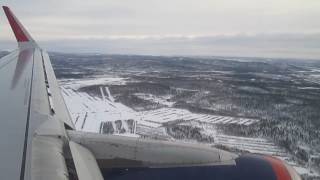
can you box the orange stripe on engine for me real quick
[264,156,292,180]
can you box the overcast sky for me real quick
[1,0,320,59]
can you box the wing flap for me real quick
[69,141,104,180]
[32,136,69,180]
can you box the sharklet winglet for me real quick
[3,6,37,48]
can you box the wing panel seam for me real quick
[19,48,35,180]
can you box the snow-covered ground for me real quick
[134,93,175,107]
[61,85,259,132]
[59,77,319,178]
[61,86,137,133]
[60,76,128,89]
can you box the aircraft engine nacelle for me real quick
[67,130,301,180]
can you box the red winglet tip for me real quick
[3,6,29,42]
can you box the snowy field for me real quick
[59,77,319,178]
[61,85,258,132]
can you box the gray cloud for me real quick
[18,33,315,59]
[0,0,320,59]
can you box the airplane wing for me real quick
[0,6,301,180]
[0,6,74,180]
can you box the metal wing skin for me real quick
[0,6,74,180]
[0,6,302,180]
